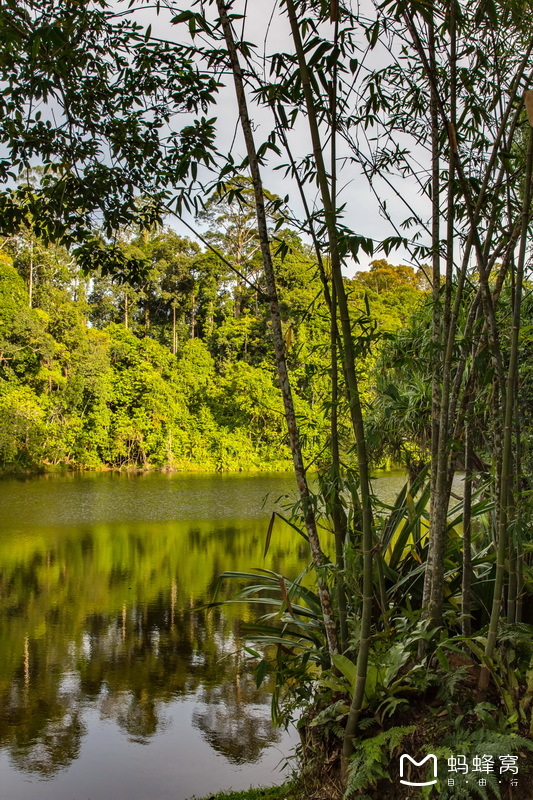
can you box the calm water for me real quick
[0,470,407,800]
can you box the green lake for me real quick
[0,470,407,800]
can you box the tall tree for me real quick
[0,0,218,259]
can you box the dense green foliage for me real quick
[4,1,533,797]
[0,229,423,473]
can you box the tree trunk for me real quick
[330,281,348,652]
[420,10,442,633]
[479,98,533,692]
[28,239,34,309]
[172,303,177,355]
[462,395,473,636]
[190,292,196,338]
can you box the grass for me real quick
[190,783,295,800]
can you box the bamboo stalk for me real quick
[330,45,349,652]
[283,0,375,762]
[331,281,349,652]
[420,8,443,631]
[479,93,533,692]
[462,395,473,637]
[215,0,339,658]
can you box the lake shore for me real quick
[193,784,294,800]
[0,457,400,481]
[0,459,297,479]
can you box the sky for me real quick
[114,0,432,275]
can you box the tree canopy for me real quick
[2,0,533,795]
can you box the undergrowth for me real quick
[190,784,295,800]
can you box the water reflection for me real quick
[193,674,279,765]
[0,474,307,792]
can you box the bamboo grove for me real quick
[3,0,533,795]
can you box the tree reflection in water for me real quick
[1,641,86,779]
[9,713,86,779]
[0,513,301,778]
[193,674,282,764]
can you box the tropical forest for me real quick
[1,1,533,800]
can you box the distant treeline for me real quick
[0,219,424,472]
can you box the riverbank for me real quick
[192,784,295,800]
[0,458,294,480]
[0,458,400,481]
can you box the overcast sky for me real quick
[116,0,431,275]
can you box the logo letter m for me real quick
[400,753,438,786]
